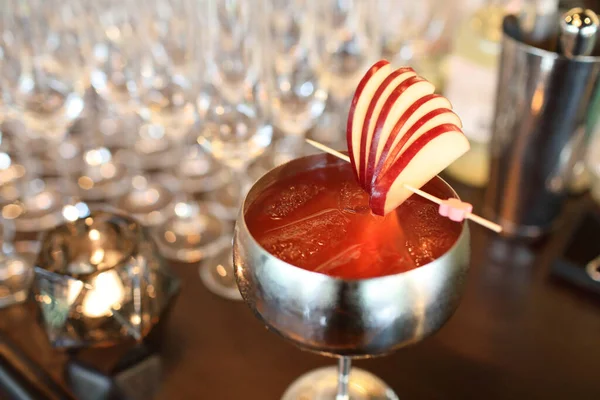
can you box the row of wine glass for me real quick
[0,0,450,301]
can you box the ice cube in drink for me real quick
[244,162,462,279]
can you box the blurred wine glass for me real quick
[88,0,141,184]
[175,144,231,196]
[91,0,175,226]
[12,0,88,143]
[316,0,380,102]
[73,92,132,204]
[196,0,273,300]
[0,0,91,231]
[129,0,229,262]
[310,0,381,147]
[89,0,143,127]
[378,0,452,88]
[0,123,31,208]
[131,0,196,172]
[265,0,328,164]
[0,124,66,231]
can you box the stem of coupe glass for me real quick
[336,356,351,400]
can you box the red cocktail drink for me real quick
[245,162,461,279]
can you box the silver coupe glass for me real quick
[233,153,470,399]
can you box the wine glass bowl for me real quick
[267,0,327,137]
[377,0,452,89]
[198,97,273,170]
[89,0,143,113]
[315,0,381,103]
[309,0,381,147]
[134,0,197,165]
[233,153,470,359]
[11,0,88,144]
[207,0,261,105]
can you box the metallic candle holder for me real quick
[33,210,179,348]
[234,154,471,399]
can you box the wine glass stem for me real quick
[231,166,251,208]
[51,137,80,207]
[173,148,190,206]
[336,356,351,400]
[12,129,42,201]
[0,217,16,256]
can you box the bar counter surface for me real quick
[0,182,599,400]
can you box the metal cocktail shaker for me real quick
[484,11,600,238]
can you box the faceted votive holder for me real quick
[33,210,180,348]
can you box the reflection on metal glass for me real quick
[586,255,600,282]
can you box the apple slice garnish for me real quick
[346,60,392,183]
[370,125,470,215]
[377,108,463,180]
[345,60,470,215]
[364,79,436,188]
[357,67,416,187]
[368,94,451,186]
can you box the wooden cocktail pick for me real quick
[305,139,502,233]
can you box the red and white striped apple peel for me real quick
[305,139,502,233]
[366,78,436,186]
[357,67,417,185]
[346,60,392,185]
[370,94,452,185]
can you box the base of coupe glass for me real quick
[199,247,243,301]
[281,366,399,400]
[11,179,65,232]
[152,201,229,263]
